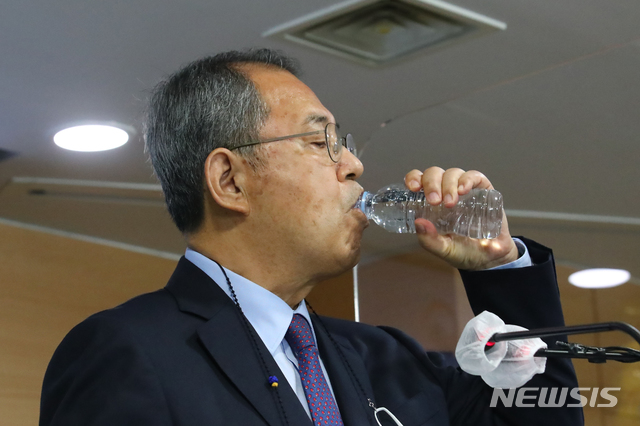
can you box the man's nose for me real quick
[338,149,364,181]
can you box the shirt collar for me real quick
[184,248,314,355]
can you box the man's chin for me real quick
[341,242,362,270]
[323,245,361,278]
[352,207,370,229]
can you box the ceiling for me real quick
[1,0,639,282]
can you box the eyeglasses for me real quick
[229,122,356,163]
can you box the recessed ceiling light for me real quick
[54,124,129,152]
[568,268,631,289]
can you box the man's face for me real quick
[243,65,368,280]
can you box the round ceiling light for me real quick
[54,124,129,152]
[568,268,630,289]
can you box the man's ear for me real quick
[204,148,251,215]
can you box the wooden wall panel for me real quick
[557,264,640,426]
[0,223,178,426]
[358,251,461,351]
[307,269,355,321]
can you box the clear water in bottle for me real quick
[356,184,503,239]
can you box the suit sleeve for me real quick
[444,236,584,425]
[40,314,172,426]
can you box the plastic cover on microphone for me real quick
[455,311,547,388]
[455,311,508,375]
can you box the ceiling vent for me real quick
[264,0,506,67]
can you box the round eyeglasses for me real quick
[229,122,356,163]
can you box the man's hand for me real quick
[404,167,518,271]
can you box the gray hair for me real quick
[144,49,300,234]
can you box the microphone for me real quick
[455,312,640,388]
[487,321,640,364]
[455,311,547,388]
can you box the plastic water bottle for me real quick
[356,184,503,239]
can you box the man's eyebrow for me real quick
[303,114,329,125]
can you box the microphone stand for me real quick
[487,322,640,363]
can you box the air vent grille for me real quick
[264,0,506,67]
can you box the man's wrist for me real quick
[479,240,519,270]
[485,238,532,271]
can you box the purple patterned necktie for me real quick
[285,314,344,426]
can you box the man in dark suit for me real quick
[40,49,583,425]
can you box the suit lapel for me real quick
[197,307,312,426]
[313,317,377,426]
[166,258,311,426]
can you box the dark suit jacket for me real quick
[40,238,583,425]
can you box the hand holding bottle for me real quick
[404,167,518,271]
